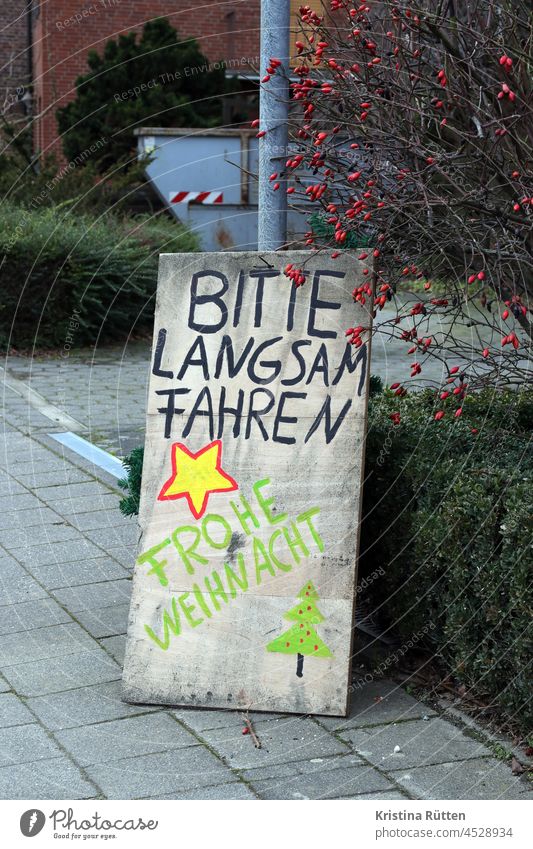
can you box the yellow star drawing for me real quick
[158,439,238,519]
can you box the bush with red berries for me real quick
[259,1,532,403]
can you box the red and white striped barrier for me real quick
[169,191,223,204]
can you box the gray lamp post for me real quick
[257,0,290,250]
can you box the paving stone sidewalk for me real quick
[0,354,531,800]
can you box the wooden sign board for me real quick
[122,251,371,716]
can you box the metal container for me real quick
[135,127,308,250]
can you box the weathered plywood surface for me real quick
[122,252,371,716]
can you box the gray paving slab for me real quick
[49,494,120,516]
[0,547,29,568]
[0,622,97,667]
[0,523,83,549]
[0,433,40,453]
[1,434,35,448]
[13,469,94,487]
[106,545,135,568]
[243,753,394,800]
[0,466,20,479]
[0,563,49,605]
[341,789,409,800]
[1,460,74,476]
[0,493,46,511]
[1,434,39,451]
[154,783,257,800]
[0,692,35,727]
[438,703,533,771]
[0,723,63,766]
[0,598,73,635]
[74,604,130,638]
[317,679,436,731]
[99,635,126,666]
[0,675,11,693]
[35,557,129,590]
[173,706,289,733]
[0,551,30,571]
[2,649,121,696]
[16,538,106,568]
[84,526,140,548]
[199,716,349,769]
[51,579,131,612]
[68,511,131,531]
[340,717,493,769]
[33,481,117,500]
[55,713,199,766]
[0,480,28,495]
[12,409,64,430]
[0,757,99,799]
[2,445,60,463]
[85,746,234,799]
[392,758,531,800]
[0,433,31,450]
[26,680,154,731]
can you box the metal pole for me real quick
[258,0,290,250]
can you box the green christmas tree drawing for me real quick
[266,581,333,678]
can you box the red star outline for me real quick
[157,439,238,520]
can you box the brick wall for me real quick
[0,1,31,126]
[32,0,260,159]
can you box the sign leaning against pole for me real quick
[122,251,371,716]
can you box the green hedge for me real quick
[360,388,532,731]
[118,387,532,732]
[0,203,198,349]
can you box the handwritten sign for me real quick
[122,251,371,716]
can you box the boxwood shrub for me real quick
[0,202,198,349]
[360,388,532,732]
